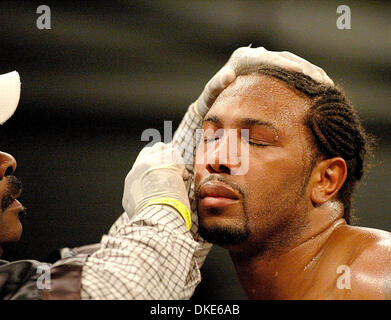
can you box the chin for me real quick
[0,223,22,243]
[198,214,249,248]
[12,224,23,242]
[197,201,243,222]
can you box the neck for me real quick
[229,202,346,299]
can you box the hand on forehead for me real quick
[211,73,312,128]
[196,46,332,118]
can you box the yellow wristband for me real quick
[143,197,192,230]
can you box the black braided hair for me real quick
[238,65,374,224]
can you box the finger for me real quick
[228,47,282,73]
[203,67,235,105]
[182,167,190,181]
[273,51,333,85]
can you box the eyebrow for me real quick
[203,115,221,125]
[203,115,280,134]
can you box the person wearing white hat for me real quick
[0,48,305,299]
[0,71,25,257]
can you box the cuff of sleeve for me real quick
[132,204,191,236]
[143,198,192,230]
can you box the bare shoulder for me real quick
[330,224,391,299]
[336,224,391,254]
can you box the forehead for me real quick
[209,73,311,130]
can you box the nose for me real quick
[0,152,17,179]
[207,159,231,174]
[206,130,241,175]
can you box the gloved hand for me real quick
[122,142,191,228]
[195,45,334,117]
[122,46,334,224]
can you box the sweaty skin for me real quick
[194,74,391,300]
[0,152,23,257]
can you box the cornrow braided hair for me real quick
[239,65,374,224]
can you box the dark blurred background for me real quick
[0,0,390,299]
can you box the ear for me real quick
[310,157,347,205]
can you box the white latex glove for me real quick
[122,142,191,223]
[196,46,334,117]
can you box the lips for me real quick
[1,189,24,219]
[2,193,22,211]
[2,198,24,221]
[199,181,240,208]
[200,181,240,199]
[1,176,23,212]
[7,199,23,210]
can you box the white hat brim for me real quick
[0,71,21,125]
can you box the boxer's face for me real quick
[0,151,24,256]
[195,74,316,254]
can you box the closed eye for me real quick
[248,141,269,147]
[204,136,219,143]
[204,135,270,147]
[243,136,271,147]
